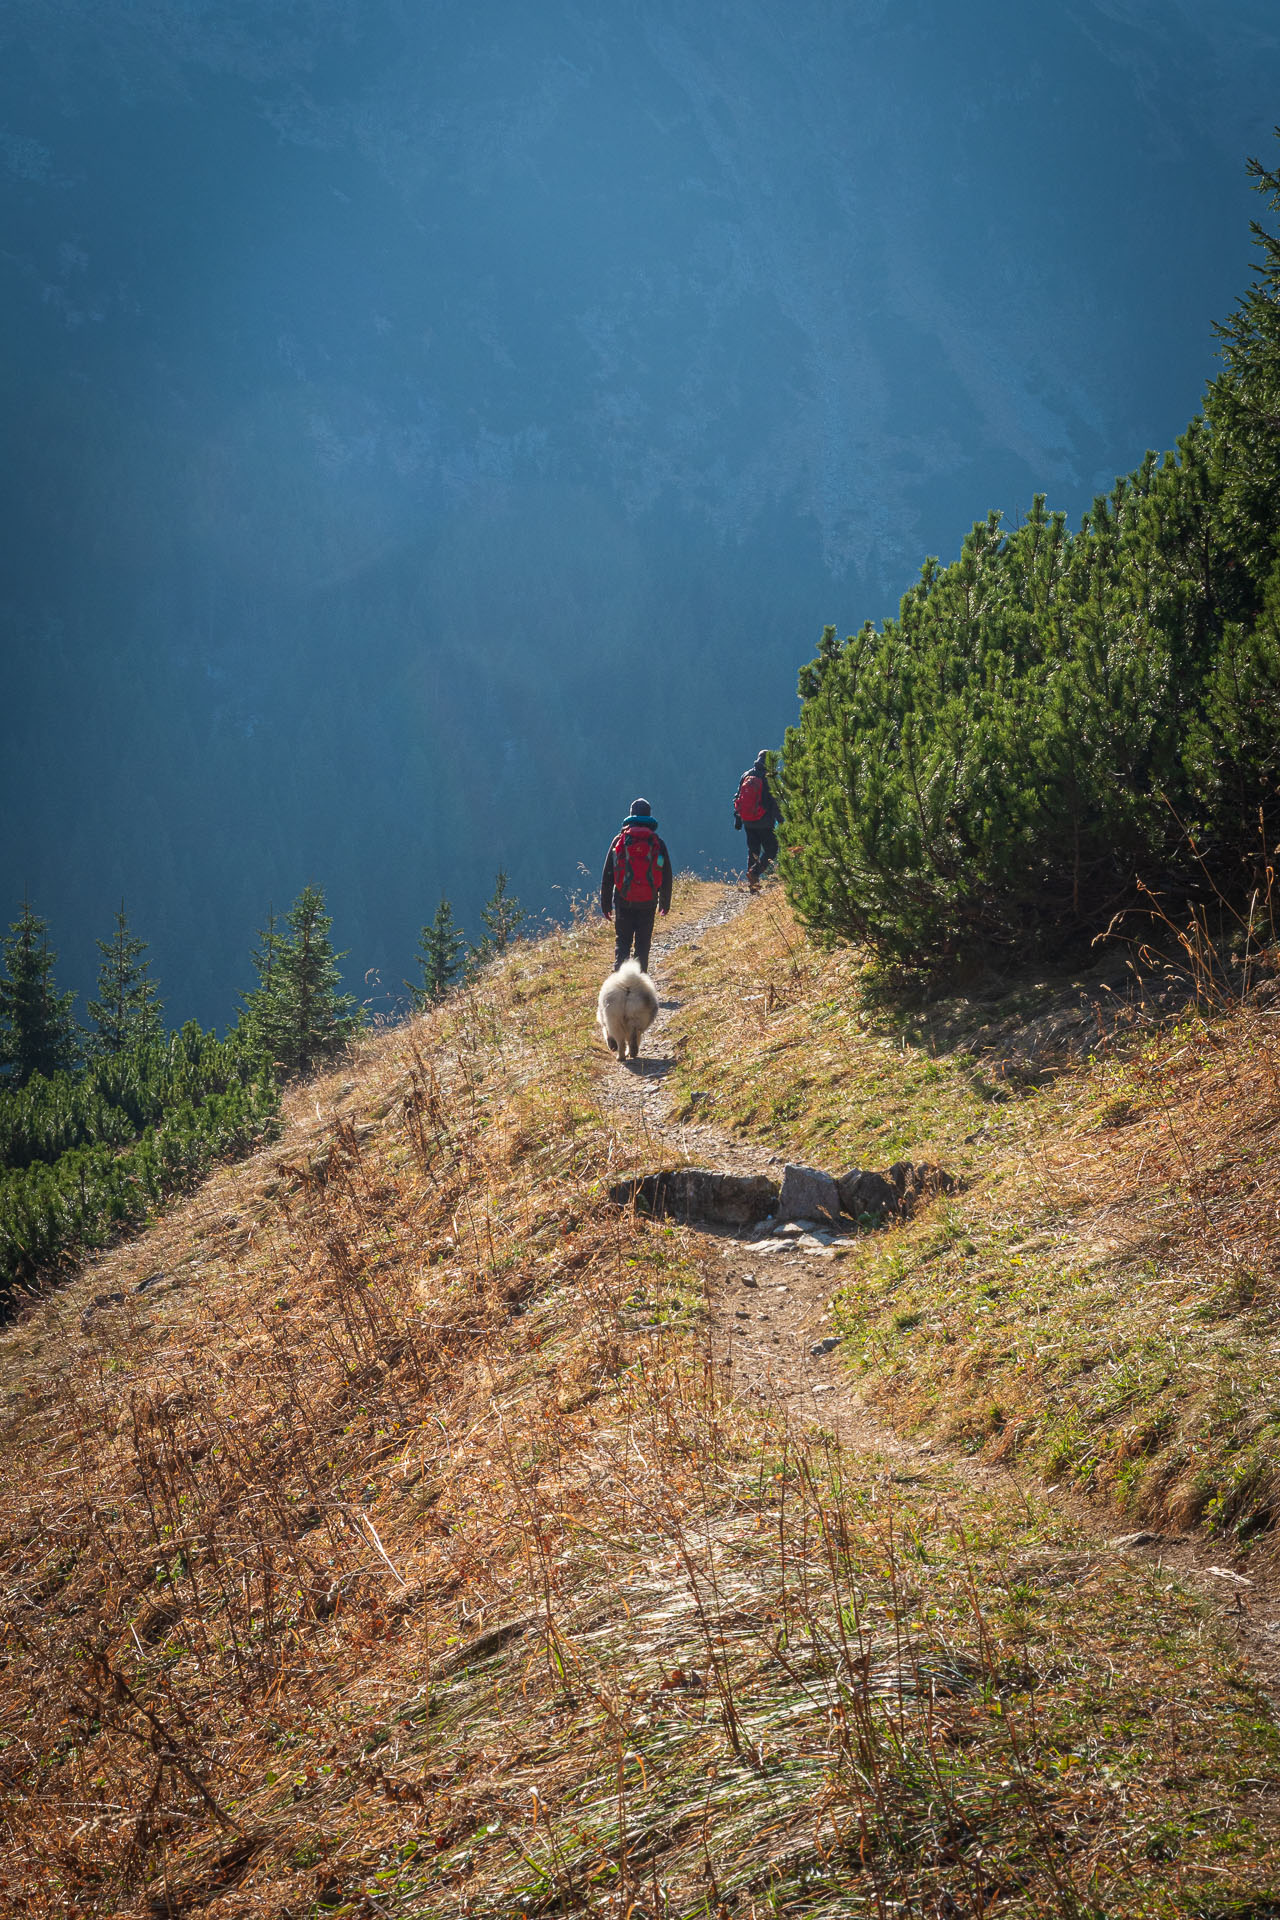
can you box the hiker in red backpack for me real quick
[600,797,672,972]
[733,750,780,892]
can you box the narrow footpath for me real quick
[595,883,1280,1698]
[597,886,978,1449]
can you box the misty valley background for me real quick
[2,0,1278,1028]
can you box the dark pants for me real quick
[614,901,657,972]
[745,823,779,883]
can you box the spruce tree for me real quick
[239,906,286,1065]
[87,901,164,1056]
[474,869,525,963]
[410,898,468,1007]
[243,886,358,1078]
[0,897,79,1084]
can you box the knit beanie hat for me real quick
[630,796,652,816]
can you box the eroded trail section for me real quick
[595,885,907,1446]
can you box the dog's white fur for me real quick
[597,958,658,1062]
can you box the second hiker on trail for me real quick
[600,796,672,973]
[734,750,780,891]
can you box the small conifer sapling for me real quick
[411,898,468,1007]
[242,886,358,1078]
[0,897,79,1085]
[88,901,164,1056]
[474,869,526,963]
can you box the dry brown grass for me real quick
[2,881,1280,1917]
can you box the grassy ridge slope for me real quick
[0,882,1278,1917]
[664,890,1280,1541]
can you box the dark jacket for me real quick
[601,813,673,915]
[734,761,780,828]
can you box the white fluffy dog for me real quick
[597,958,659,1062]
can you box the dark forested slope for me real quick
[2,0,1274,1020]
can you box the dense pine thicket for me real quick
[0,889,352,1305]
[780,153,1280,969]
[0,1030,279,1296]
[0,874,529,1305]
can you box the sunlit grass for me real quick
[660,885,1280,1548]
[1,881,1278,1915]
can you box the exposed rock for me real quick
[610,1160,955,1232]
[889,1161,958,1212]
[775,1164,841,1226]
[837,1169,898,1220]
[810,1336,841,1356]
[608,1168,778,1226]
[750,1232,841,1258]
[831,1162,959,1222]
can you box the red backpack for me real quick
[611,825,662,904]
[735,771,767,823]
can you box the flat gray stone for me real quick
[775,1164,841,1226]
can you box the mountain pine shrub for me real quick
[781,151,1280,969]
[0,1023,279,1299]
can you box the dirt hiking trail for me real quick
[597,883,1280,1698]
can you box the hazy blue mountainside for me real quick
[1,0,1277,1024]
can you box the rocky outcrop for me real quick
[609,1169,778,1226]
[889,1161,958,1211]
[839,1162,958,1221]
[610,1159,957,1231]
[836,1169,899,1219]
[775,1164,841,1226]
